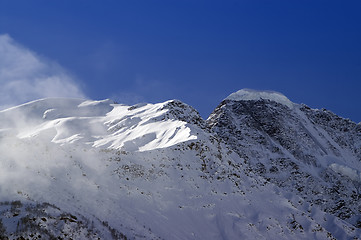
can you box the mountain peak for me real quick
[1,95,361,239]
[225,89,294,108]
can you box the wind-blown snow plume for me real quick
[0,34,85,109]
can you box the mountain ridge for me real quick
[0,89,360,239]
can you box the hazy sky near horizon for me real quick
[0,1,361,122]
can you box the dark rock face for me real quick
[207,98,361,227]
[161,100,206,129]
[300,105,361,160]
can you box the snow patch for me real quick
[226,89,294,109]
[329,163,361,182]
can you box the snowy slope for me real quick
[0,95,360,239]
[0,98,198,151]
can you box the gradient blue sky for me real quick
[1,0,361,122]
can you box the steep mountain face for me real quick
[207,89,361,228]
[0,92,360,239]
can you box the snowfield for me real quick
[0,90,360,239]
[1,98,197,151]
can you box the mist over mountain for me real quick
[0,89,360,239]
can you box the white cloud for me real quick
[0,34,85,109]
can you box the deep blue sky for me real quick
[1,0,361,122]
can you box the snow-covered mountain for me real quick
[208,89,361,227]
[0,90,360,239]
